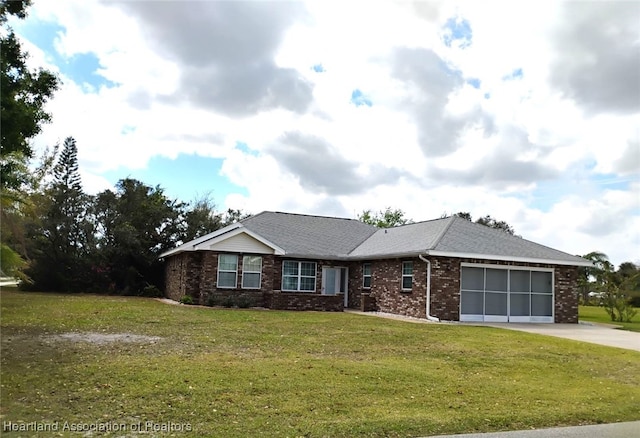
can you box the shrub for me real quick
[179,295,193,305]
[237,296,252,309]
[206,294,217,307]
[628,292,640,308]
[141,284,162,297]
[221,296,235,308]
[602,289,637,323]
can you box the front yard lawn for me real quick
[2,291,640,437]
[579,305,640,332]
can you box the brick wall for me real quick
[361,293,378,312]
[164,254,184,301]
[164,252,203,302]
[264,292,344,311]
[368,257,427,318]
[166,253,358,311]
[165,251,580,322]
[348,262,366,309]
[429,256,462,321]
[164,252,275,306]
[554,265,579,323]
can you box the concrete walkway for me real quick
[479,322,640,352]
[428,421,640,438]
[0,277,19,287]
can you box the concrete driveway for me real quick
[481,322,640,352]
[428,420,640,438]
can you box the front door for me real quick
[322,267,348,306]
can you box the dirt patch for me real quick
[45,332,162,345]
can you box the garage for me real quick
[460,264,554,323]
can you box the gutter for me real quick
[418,254,440,322]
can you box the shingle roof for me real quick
[348,217,451,258]
[162,211,590,266]
[428,216,590,265]
[241,211,377,259]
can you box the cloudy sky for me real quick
[10,0,640,265]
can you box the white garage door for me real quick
[460,265,554,323]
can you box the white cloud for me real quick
[15,0,640,266]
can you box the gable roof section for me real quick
[350,216,591,266]
[241,211,378,259]
[426,216,591,266]
[349,217,452,258]
[159,222,285,258]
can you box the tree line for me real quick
[358,207,516,235]
[2,137,247,295]
[578,252,639,322]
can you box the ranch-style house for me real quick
[161,211,592,323]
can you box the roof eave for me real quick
[347,251,426,260]
[425,250,594,267]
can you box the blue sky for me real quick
[15,19,114,90]
[12,0,640,265]
[103,154,248,205]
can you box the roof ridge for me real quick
[270,210,374,224]
[345,226,380,255]
[241,211,266,223]
[376,216,451,230]
[429,216,457,250]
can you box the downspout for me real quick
[419,254,440,322]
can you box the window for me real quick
[362,263,372,288]
[282,261,316,292]
[217,254,238,288]
[242,255,262,289]
[402,261,413,290]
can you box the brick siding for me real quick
[164,252,579,322]
[164,252,203,302]
[264,292,344,311]
[368,257,428,318]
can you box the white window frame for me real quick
[217,254,238,288]
[241,255,262,289]
[282,261,317,292]
[362,263,372,289]
[402,261,413,291]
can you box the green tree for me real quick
[577,251,613,303]
[183,196,222,241]
[602,274,638,323]
[451,212,517,235]
[0,139,59,282]
[474,215,516,235]
[615,262,640,287]
[0,0,58,280]
[358,207,411,228]
[1,0,59,190]
[454,211,472,221]
[94,178,186,295]
[614,261,640,307]
[221,208,250,227]
[24,137,95,291]
[179,193,251,242]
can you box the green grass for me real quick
[2,291,640,437]
[579,305,640,332]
